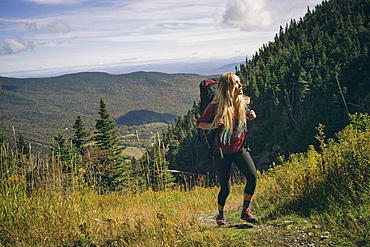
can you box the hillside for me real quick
[239,0,370,163]
[116,110,177,126]
[0,72,208,149]
[159,0,370,174]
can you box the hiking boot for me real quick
[216,217,226,226]
[241,208,258,223]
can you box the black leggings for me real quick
[214,149,257,207]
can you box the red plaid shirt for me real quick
[196,103,246,154]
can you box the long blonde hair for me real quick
[211,72,247,144]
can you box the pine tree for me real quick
[17,133,31,155]
[0,130,8,148]
[94,98,131,192]
[72,115,91,153]
[95,98,124,157]
[236,0,370,163]
[51,132,71,162]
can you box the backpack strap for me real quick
[244,104,251,151]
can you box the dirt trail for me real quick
[198,214,336,246]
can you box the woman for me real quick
[196,72,258,226]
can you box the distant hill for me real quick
[116,110,177,126]
[0,71,209,148]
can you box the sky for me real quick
[0,0,323,78]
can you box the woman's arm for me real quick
[198,117,224,130]
[196,103,222,130]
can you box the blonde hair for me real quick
[211,72,247,144]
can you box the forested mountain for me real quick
[0,72,206,149]
[116,110,177,126]
[163,0,370,173]
[239,0,369,163]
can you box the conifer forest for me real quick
[1,0,370,246]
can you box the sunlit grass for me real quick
[1,113,369,246]
[0,179,240,246]
[253,113,370,245]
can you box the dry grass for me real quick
[1,113,369,246]
[0,178,244,246]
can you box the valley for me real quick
[0,71,208,153]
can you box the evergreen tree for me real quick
[51,132,72,162]
[72,115,91,153]
[162,103,203,175]
[95,98,124,157]
[0,130,7,148]
[236,0,370,164]
[94,98,131,193]
[129,157,147,193]
[17,133,31,155]
[0,130,8,157]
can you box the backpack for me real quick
[199,78,218,115]
[193,78,219,176]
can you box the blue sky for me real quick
[0,0,323,78]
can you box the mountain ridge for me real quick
[3,56,244,79]
[116,110,177,126]
[0,71,209,149]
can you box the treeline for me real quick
[0,99,175,194]
[238,0,370,159]
[162,0,370,174]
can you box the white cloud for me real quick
[23,22,39,32]
[268,0,319,23]
[41,20,71,33]
[221,0,322,31]
[0,19,72,55]
[1,38,34,54]
[35,39,72,47]
[222,0,277,31]
[0,0,323,77]
[23,20,71,33]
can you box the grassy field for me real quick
[1,114,369,246]
[1,177,362,247]
[121,146,144,160]
[119,122,169,150]
[0,181,337,247]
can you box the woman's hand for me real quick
[197,117,223,130]
[248,110,256,120]
[214,117,224,128]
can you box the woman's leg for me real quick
[233,149,258,222]
[233,149,257,197]
[214,152,233,210]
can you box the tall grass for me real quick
[0,173,233,246]
[254,113,370,246]
[0,143,237,246]
[1,113,369,246]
